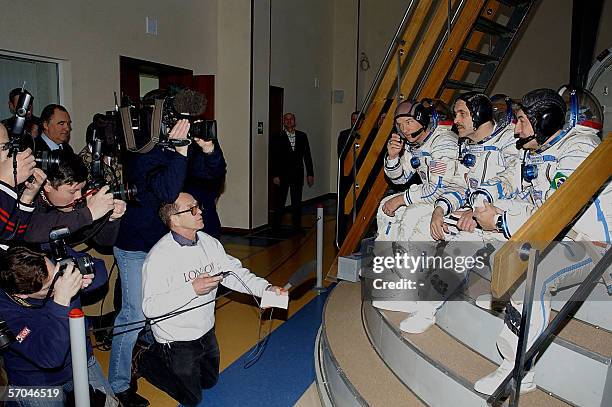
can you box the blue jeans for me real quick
[9,357,114,407]
[108,247,147,394]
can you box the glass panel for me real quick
[0,55,59,120]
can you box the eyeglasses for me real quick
[172,203,201,216]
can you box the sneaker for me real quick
[115,389,150,407]
[399,314,435,334]
[372,300,419,313]
[474,294,505,312]
[474,361,536,396]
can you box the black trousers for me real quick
[273,178,303,229]
[137,329,220,407]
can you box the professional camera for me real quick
[118,87,216,153]
[48,227,96,275]
[4,88,34,155]
[34,149,62,172]
[86,178,138,202]
[160,88,217,144]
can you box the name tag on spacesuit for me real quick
[526,154,544,165]
[465,144,484,154]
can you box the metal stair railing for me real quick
[332,0,539,280]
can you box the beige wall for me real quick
[216,0,252,228]
[251,0,272,228]
[330,0,359,189]
[492,0,612,97]
[0,0,217,152]
[270,0,335,202]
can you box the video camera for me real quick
[118,87,217,153]
[49,227,96,275]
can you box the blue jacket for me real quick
[115,144,225,252]
[0,252,107,386]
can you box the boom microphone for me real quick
[173,89,207,116]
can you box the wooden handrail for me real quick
[491,134,612,297]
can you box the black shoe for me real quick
[115,389,150,407]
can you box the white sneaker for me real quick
[399,314,436,334]
[372,300,419,313]
[474,361,536,396]
[475,294,506,312]
[475,294,494,310]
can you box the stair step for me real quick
[444,79,486,92]
[474,16,515,37]
[380,309,571,406]
[458,48,501,64]
[432,272,612,406]
[321,282,425,406]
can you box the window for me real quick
[0,54,60,120]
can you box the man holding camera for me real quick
[23,151,126,246]
[34,104,74,154]
[110,119,225,406]
[0,123,47,243]
[0,246,116,405]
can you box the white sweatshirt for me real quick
[142,231,270,343]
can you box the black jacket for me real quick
[270,130,314,181]
[33,135,74,155]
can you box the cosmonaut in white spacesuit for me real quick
[472,87,611,395]
[373,93,521,335]
[376,98,459,241]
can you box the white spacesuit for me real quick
[373,93,521,334]
[474,88,611,395]
[377,116,459,241]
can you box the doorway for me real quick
[268,86,284,225]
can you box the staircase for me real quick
[334,0,539,272]
[315,280,612,407]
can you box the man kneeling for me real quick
[137,192,285,406]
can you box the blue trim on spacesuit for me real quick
[594,198,611,244]
[538,257,593,336]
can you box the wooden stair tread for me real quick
[324,282,425,406]
[382,310,570,407]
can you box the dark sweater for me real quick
[115,144,225,252]
[0,249,107,386]
[0,181,35,241]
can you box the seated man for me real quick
[0,123,46,242]
[137,192,285,407]
[0,246,116,405]
[23,151,125,246]
[374,93,520,334]
[376,99,458,241]
[470,88,611,395]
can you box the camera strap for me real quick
[119,98,163,154]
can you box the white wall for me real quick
[329,0,359,189]
[216,0,252,228]
[251,0,271,228]
[492,0,612,97]
[0,0,217,151]
[270,0,335,201]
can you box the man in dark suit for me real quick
[270,112,314,230]
[34,104,74,154]
[337,110,363,158]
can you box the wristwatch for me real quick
[495,213,504,233]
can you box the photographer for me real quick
[0,246,115,405]
[110,118,224,406]
[0,123,46,242]
[23,151,126,245]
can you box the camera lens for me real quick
[76,255,96,275]
[111,183,137,201]
[35,150,62,172]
